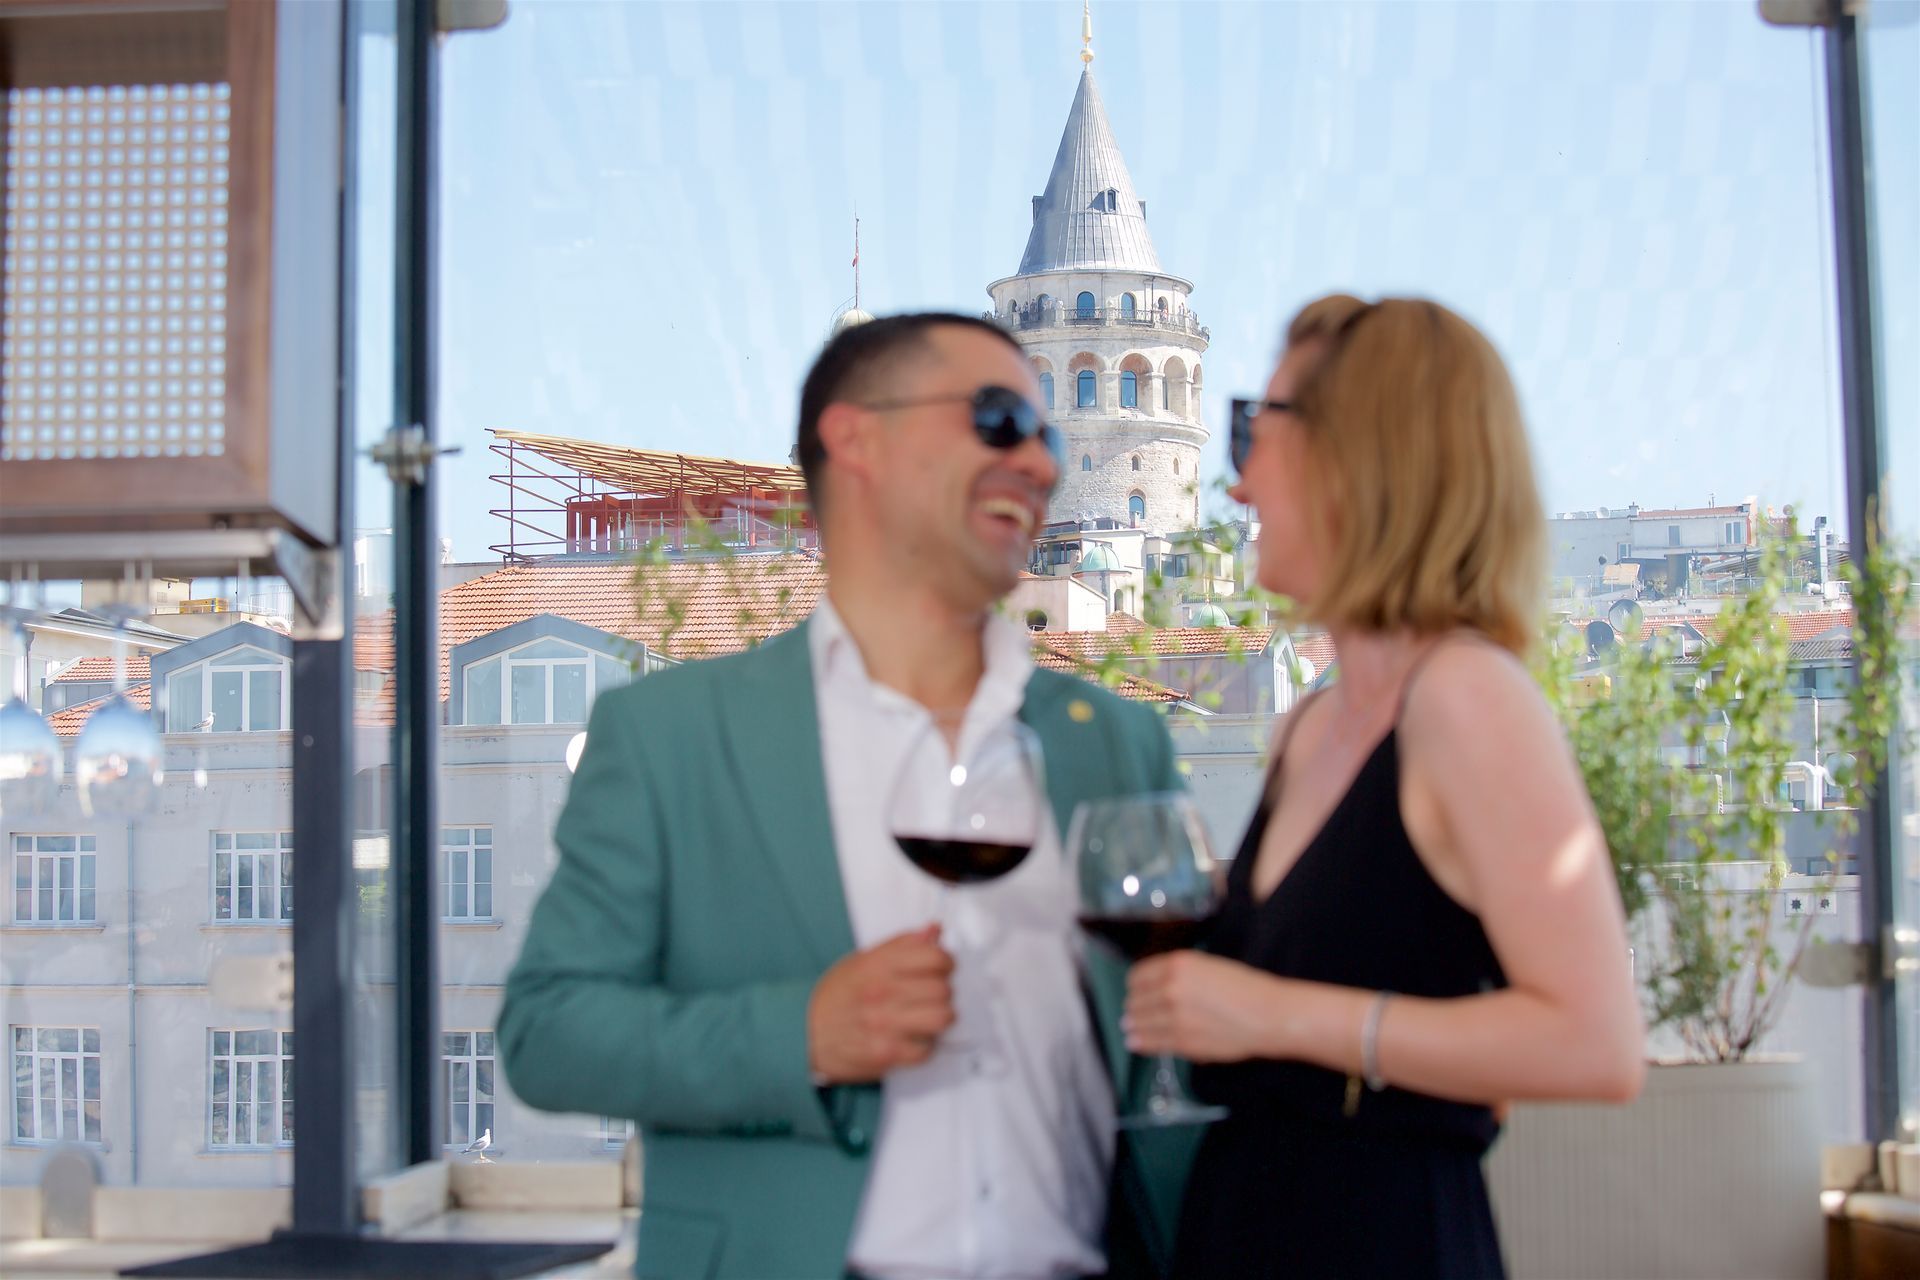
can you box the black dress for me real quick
[1174,717,1509,1279]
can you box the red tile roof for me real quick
[1032,646,1191,705]
[437,556,827,700]
[1043,626,1274,660]
[1105,611,1147,635]
[1291,633,1339,676]
[51,655,151,685]
[46,682,152,739]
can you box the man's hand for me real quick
[808,924,956,1084]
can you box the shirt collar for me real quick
[808,597,1034,723]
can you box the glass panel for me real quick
[464,658,501,725]
[508,664,545,724]
[512,639,581,660]
[168,669,202,732]
[210,647,276,667]
[1120,371,1137,408]
[41,836,75,853]
[211,670,244,732]
[1859,1,1919,1141]
[551,662,587,724]
[248,668,282,731]
[593,654,627,701]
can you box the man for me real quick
[499,313,1189,1279]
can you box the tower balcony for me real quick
[986,302,1208,342]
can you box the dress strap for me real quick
[1262,684,1331,805]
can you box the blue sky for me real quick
[423,0,1918,562]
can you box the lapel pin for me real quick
[1068,699,1094,724]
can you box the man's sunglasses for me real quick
[859,384,1063,472]
[1227,398,1294,477]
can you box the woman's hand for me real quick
[1123,950,1289,1064]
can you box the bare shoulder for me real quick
[1398,637,1563,762]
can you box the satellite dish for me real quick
[1607,599,1645,638]
[1585,619,1618,658]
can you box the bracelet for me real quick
[1360,991,1391,1092]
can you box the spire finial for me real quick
[1080,0,1094,64]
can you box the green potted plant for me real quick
[1489,517,1913,1279]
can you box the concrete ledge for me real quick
[0,1186,42,1240]
[450,1161,621,1212]
[93,1187,289,1243]
[362,1160,450,1236]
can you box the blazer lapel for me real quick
[716,622,857,969]
[1020,676,1134,1095]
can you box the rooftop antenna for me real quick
[1081,0,1094,64]
[851,212,860,312]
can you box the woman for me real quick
[1123,294,1645,1278]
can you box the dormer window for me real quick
[1105,187,1119,211]
[167,645,289,733]
[462,636,631,727]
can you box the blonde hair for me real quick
[1283,294,1546,656]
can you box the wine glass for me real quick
[889,716,1046,1053]
[1070,792,1228,1128]
[74,601,164,818]
[0,603,62,818]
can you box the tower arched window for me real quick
[1120,371,1138,408]
[1076,369,1096,408]
[1075,291,1096,319]
[1161,378,1170,410]
[1120,294,1136,321]
[1128,493,1146,525]
[1039,372,1054,409]
[1080,454,1092,472]
[1131,455,1141,471]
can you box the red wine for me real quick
[895,836,1032,885]
[1078,914,1207,961]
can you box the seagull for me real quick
[464,1128,492,1162]
[193,714,216,733]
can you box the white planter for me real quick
[1486,1058,1822,1280]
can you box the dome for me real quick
[1075,546,1121,573]
[1191,603,1230,628]
[830,307,876,337]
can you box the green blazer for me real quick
[499,622,1197,1279]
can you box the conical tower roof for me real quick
[1017,68,1162,275]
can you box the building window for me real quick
[167,646,288,733]
[464,639,628,727]
[213,831,293,923]
[1668,524,1682,547]
[1075,291,1095,319]
[1131,455,1141,471]
[11,1026,101,1144]
[1725,521,1744,545]
[444,1031,496,1149]
[209,1029,293,1148]
[1129,493,1147,524]
[1120,371,1138,408]
[1024,610,1048,632]
[603,1115,634,1147]
[1162,377,1169,410]
[1120,293,1136,320]
[1038,371,1054,409]
[1076,369,1096,408]
[1080,454,1092,472]
[443,827,494,921]
[13,834,96,924]
[1618,542,1630,562]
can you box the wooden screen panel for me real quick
[0,0,279,533]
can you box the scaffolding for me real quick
[487,428,817,563]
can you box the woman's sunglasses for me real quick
[1227,398,1293,477]
[860,384,1063,472]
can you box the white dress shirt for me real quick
[809,601,1115,1280]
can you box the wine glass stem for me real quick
[1149,1055,1183,1113]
